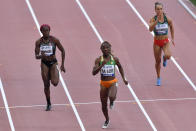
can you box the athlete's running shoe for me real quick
[45,104,51,111]
[110,101,114,109]
[156,78,161,86]
[102,120,110,129]
[163,56,167,67]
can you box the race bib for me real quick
[40,45,53,56]
[101,65,115,76]
[155,24,168,34]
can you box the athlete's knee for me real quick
[109,92,116,101]
[109,96,116,101]
[51,80,58,87]
[155,58,161,65]
[101,104,108,112]
[44,86,50,94]
[44,87,49,91]
[44,81,50,88]
[53,83,58,87]
[165,54,171,60]
[50,74,59,87]
[101,97,107,106]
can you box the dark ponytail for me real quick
[155,2,163,9]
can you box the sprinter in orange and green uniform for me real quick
[92,41,128,129]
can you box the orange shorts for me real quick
[154,38,169,47]
[100,78,118,88]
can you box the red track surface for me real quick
[1,0,196,130]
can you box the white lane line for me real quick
[75,0,157,130]
[178,0,196,20]
[25,0,41,35]
[0,78,15,131]
[57,67,85,131]
[2,97,196,109]
[75,0,103,42]
[126,0,196,91]
[25,0,86,131]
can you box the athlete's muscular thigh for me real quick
[153,44,162,62]
[50,63,59,86]
[108,83,117,99]
[162,43,171,59]
[41,62,50,82]
[100,85,109,98]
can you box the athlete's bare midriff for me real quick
[101,76,116,81]
[41,55,56,62]
[154,35,168,40]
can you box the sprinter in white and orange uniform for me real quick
[92,41,128,129]
[149,2,175,86]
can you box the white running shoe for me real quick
[102,120,110,129]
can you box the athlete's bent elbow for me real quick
[92,71,96,76]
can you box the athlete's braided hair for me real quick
[40,24,51,32]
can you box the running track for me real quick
[1,0,196,130]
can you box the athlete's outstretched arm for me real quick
[54,38,65,72]
[114,57,128,85]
